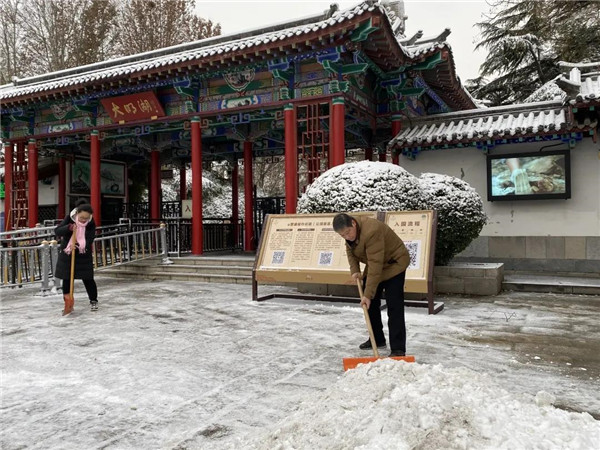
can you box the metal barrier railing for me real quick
[0,225,171,295]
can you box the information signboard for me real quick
[252,210,441,313]
[254,212,375,285]
[384,210,436,295]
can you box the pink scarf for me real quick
[64,219,89,254]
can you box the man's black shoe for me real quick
[389,350,406,357]
[359,339,386,350]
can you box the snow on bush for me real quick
[419,173,487,266]
[297,161,486,265]
[162,169,244,218]
[297,161,426,214]
[234,361,600,450]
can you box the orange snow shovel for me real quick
[343,279,415,371]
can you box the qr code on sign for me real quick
[405,240,421,270]
[318,251,333,266]
[272,251,285,265]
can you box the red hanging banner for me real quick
[100,91,165,124]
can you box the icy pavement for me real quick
[1,276,599,449]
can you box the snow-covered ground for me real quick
[1,276,599,449]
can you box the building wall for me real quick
[398,138,600,273]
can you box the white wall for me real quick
[398,139,600,237]
[38,175,58,205]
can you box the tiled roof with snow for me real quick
[0,1,475,111]
[523,79,567,103]
[570,75,600,104]
[0,1,380,101]
[388,102,572,149]
[404,41,447,59]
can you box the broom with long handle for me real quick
[69,229,76,302]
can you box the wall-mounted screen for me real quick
[487,150,571,201]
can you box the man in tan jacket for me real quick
[333,213,410,357]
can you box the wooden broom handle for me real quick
[357,279,379,358]
[69,228,76,299]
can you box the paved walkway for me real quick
[1,276,599,449]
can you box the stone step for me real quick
[125,263,252,276]
[99,268,253,284]
[167,256,256,268]
[502,274,600,295]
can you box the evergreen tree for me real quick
[474,0,600,105]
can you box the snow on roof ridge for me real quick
[4,1,374,91]
[558,60,600,69]
[403,100,564,126]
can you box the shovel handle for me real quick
[357,279,379,358]
[69,229,76,300]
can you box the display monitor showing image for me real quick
[487,150,571,201]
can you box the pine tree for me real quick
[474,0,600,105]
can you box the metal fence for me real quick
[0,225,170,294]
[121,217,243,256]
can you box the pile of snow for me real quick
[235,361,599,450]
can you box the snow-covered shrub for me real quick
[297,161,425,213]
[418,173,487,266]
[297,161,487,266]
[162,169,244,218]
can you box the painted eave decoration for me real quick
[0,0,473,112]
[389,62,600,158]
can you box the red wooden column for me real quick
[90,130,101,225]
[378,151,387,162]
[150,150,160,221]
[284,104,297,213]
[231,156,240,246]
[330,97,345,167]
[3,143,13,231]
[364,147,373,161]
[391,115,402,165]
[191,118,203,255]
[27,139,39,227]
[179,164,187,200]
[58,157,66,219]
[231,158,239,246]
[243,141,254,251]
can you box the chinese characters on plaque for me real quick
[100,91,165,124]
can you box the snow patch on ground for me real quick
[234,361,599,450]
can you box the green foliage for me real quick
[419,173,487,266]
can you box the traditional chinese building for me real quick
[0,0,475,253]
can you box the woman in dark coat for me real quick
[55,199,98,315]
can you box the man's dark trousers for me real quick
[364,271,406,353]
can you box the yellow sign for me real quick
[384,210,436,294]
[255,212,375,285]
[255,211,436,294]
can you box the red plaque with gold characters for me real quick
[100,91,165,124]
